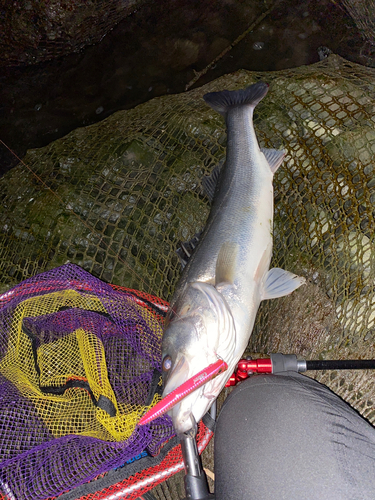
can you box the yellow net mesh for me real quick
[0,284,166,443]
[0,265,178,498]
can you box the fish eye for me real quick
[162,355,172,372]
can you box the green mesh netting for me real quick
[2,53,375,421]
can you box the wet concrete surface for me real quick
[0,0,368,175]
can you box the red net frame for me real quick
[66,420,213,500]
[0,283,214,500]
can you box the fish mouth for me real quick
[162,354,190,398]
[162,356,229,434]
[138,358,227,428]
[162,354,198,433]
[167,400,197,435]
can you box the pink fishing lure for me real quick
[139,359,228,425]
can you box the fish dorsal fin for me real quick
[261,148,285,174]
[215,241,239,286]
[261,268,305,300]
[176,231,203,269]
[202,159,224,202]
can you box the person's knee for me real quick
[218,372,317,428]
[214,374,334,498]
[214,373,375,500]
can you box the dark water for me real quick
[0,0,367,175]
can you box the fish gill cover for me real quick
[1,53,375,494]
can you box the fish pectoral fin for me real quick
[261,148,285,174]
[260,268,306,300]
[215,241,239,286]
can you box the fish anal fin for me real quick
[254,243,272,282]
[215,242,239,286]
[261,268,305,300]
[261,148,285,174]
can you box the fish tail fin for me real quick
[203,81,269,117]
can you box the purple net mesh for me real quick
[0,263,174,500]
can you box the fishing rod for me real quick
[159,353,375,500]
[225,353,375,386]
[140,353,375,426]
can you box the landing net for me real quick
[0,263,190,499]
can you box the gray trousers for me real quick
[214,372,375,500]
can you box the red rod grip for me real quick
[225,358,273,387]
[238,358,272,374]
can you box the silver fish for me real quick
[162,82,305,434]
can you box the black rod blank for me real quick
[306,359,375,371]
